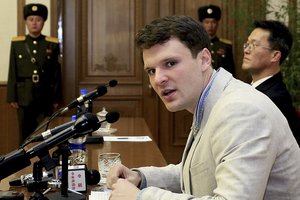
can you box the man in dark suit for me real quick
[242,20,299,143]
[198,4,235,76]
[7,3,62,145]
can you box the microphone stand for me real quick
[0,112,113,200]
[0,112,105,180]
[28,161,50,200]
[45,143,85,200]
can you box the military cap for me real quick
[198,5,221,22]
[23,3,48,21]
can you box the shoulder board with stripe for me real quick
[45,36,59,43]
[12,36,26,42]
[220,38,232,45]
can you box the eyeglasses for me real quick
[243,41,273,51]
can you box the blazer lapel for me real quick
[181,68,234,194]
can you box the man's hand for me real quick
[109,179,140,200]
[106,164,141,188]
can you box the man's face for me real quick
[143,37,210,113]
[242,28,274,74]
[201,18,219,37]
[25,15,44,36]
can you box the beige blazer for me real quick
[138,68,300,200]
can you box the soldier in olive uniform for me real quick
[7,3,62,145]
[198,5,236,76]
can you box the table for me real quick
[0,117,167,199]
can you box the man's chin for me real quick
[241,64,250,71]
[208,32,216,37]
[165,104,183,113]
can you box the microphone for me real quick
[85,112,120,144]
[103,112,120,123]
[27,113,100,159]
[29,120,75,142]
[0,148,31,180]
[31,112,119,144]
[0,113,101,181]
[86,169,101,185]
[9,171,53,186]
[61,80,118,113]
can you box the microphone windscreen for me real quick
[105,112,120,123]
[75,113,100,132]
[86,169,100,185]
[108,80,118,87]
[86,113,101,131]
[96,85,107,96]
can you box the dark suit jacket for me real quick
[255,72,299,143]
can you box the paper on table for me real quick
[89,190,111,200]
[103,136,152,142]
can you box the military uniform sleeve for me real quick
[226,44,235,77]
[52,43,62,103]
[219,39,235,77]
[45,37,62,104]
[7,41,18,103]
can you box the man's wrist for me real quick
[132,169,147,189]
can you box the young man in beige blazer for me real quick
[106,16,300,200]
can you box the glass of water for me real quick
[98,153,121,184]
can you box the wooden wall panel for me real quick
[78,0,141,84]
[87,0,135,78]
[62,0,144,118]
[0,84,19,155]
[140,0,161,144]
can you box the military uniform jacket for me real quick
[210,37,235,76]
[7,34,62,106]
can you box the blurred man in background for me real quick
[242,20,299,143]
[198,4,235,76]
[7,3,62,145]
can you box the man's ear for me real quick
[271,50,281,63]
[198,48,212,71]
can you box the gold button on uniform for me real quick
[33,50,37,54]
[18,54,22,59]
[33,41,37,45]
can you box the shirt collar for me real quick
[251,75,273,88]
[193,69,218,131]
